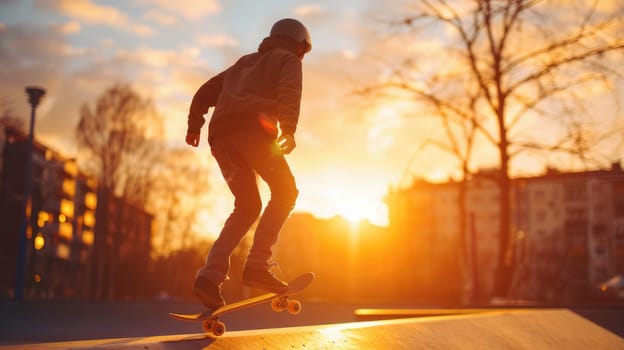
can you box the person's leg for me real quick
[228,132,298,289]
[246,152,298,270]
[194,136,262,307]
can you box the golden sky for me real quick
[1,0,622,237]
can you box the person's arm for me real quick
[186,71,226,147]
[275,55,302,153]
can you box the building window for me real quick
[615,224,624,244]
[614,201,624,218]
[82,230,94,245]
[62,179,76,198]
[37,211,51,228]
[60,199,74,219]
[595,244,606,256]
[595,266,609,281]
[85,192,97,210]
[593,223,607,236]
[491,193,499,202]
[565,185,586,202]
[58,222,73,240]
[566,208,587,222]
[64,161,77,177]
[592,184,603,193]
[84,210,95,228]
[56,243,70,260]
[534,189,545,199]
[536,210,546,223]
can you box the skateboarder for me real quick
[185,18,312,310]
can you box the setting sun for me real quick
[337,196,387,225]
[296,170,390,227]
[313,188,387,226]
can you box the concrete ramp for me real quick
[6,309,624,350]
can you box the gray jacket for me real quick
[187,36,303,144]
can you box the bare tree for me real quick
[76,84,166,299]
[76,83,165,203]
[399,92,482,302]
[0,96,23,131]
[75,84,214,299]
[365,0,624,298]
[148,148,212,256]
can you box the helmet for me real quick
[270,18,312,53]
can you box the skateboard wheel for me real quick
[212,321,226,337]
[202,319,213,333]
[287,300,302,315]
[271,298,284,312]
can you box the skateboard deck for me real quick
[169,272,314,336]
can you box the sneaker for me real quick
[242,266,289,293]
[193,277,225,309]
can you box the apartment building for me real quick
[387,173,502,302]
[387,163,624,302]
[0,126,152,300]
[513,165,624,300]
[0,126,97,298]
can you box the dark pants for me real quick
[196,130,298,284]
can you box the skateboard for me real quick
[169,272,314,337]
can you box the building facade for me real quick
[0,126,97,299]
[513,166,624,300]
[0,126,152,300]
[387,163,624,303]
[386,173,503,303]
[91,187,153,301]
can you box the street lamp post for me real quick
[15,86,46,301]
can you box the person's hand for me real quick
[186,132,200,147]
[278,134,296,154]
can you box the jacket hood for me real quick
[258,36,298,54]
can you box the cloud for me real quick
[0,23,72,147]
[35,0,155,36]
[143,0,220,20]
[196,33,239,48]
[0,24,69,69]
[293,4,325,18]
[110,45,209,74]
[128,23,154,37]
[144,10,177,26]
[39,0,125,24]
[57,21,81,34]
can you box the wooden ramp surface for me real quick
[5,309,624,350]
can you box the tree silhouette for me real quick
[364,0,624,298]
[75,84,214,299]
[75,84,165,299]
[149,147,212,255]
[0,96,23,132]
[76,83,164,203]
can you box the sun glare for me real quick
[427,167,451,183]
[299,171,390,227]
[331,194,388,226]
